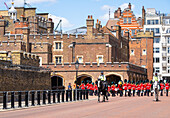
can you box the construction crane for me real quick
[24,0,32,8]
[54,20,62,34]
[4,2,9,10]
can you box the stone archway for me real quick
[51,75,64,90]
[105,73,122,85]
[77,74,93,85]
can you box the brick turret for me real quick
[86,15,94,37]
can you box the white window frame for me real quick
[53,55,63,64]
[130,49,134,55]
[168,47,170,54]
[97,55,103,63]
[142,49,147,55]
[124,18,127,23]
[154,67,160,73]
[168,67,170,73]
[168,57,170,63]
[77,55,83,63]
[39,57,42,66]
[53,41,63,51]
[128,18,131,23]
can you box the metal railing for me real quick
[0,89,88,110]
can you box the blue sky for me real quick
[0,0,170,31]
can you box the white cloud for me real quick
[48,14,74,29]
[119,3,135,10]
[7,0,57,7]
[99,3,135,22]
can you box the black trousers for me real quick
[119,90,123,97]
[125,90,127,97]
[112,91,115,97]
[128,89,131,97]
[166,90,168,96]
[144,90,146,96]
[133,90,135,96]
[138,90,140,96]
[160,90,163,96]
[147,90,150,96]
[141,90,143,96]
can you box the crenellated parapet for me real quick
[136,31,154,38]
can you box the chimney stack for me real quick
[115,25,121,39]
[86,15,94,37]
[128,3,131,10]
[142,6,145,27]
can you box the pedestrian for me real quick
[165,80,169,96]
[68,83,72,90]
[118,81,123,97]
[123,79,128,97]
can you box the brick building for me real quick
[106,3,154,80]
[0,2,147,89]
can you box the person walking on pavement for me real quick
[153,73,159,101]
[132,81,136,97]
[127,80,132,97]
[118,81,123,97]
[123,79,128,97]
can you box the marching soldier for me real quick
[140,81,144,96]
[80,81,85,90]
[160,80,164,96]
[132,81,136,96]
[123,79,128,97]
[144,80,147,96]
[111,82,116,97]
[165,80,169,96]
[146,79,151,96]
[150,80,154,96]
[137,81,141,96]
[127,80,132,97]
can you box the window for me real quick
[142,65,146,68]
[154,67,160,73]
[128,18,131,23]
[154,38,160,43]
[131,30,135,36]
[163,47,166,51]
[167,29,170,33]
[39,57,42,66]
[153,57,160,63]
[56,42,62,49]
[124,18,127,23]
[168,57,170,63]
[146,28,150,31]
[56,56,62,64]
[147,20,150,25]
[97,55,103,63]
[163,67,167,71]
[167,37,170,44]
[155,28,160,33]
[153,48,160,53]
[168,47,170,53]
[142,49,147,55]
[155,20,159,24]
[168,67,170,73]
[77,56,83,63]
[162,57,166,61]
[131,49,134,55]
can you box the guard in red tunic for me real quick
[144,80,147,96]
[111,82,116,97]
[140,81,144,96]
[118,81,123,97]
[150,80,154,96]
[94,81,98,96]
[80,81,85,90]
[160,80,164,96]
[165,80,169,96]
[146,79,151,96]
[123,79,128,97]
[127,80,132,97]
[85,80,90,90]
[89,81,93,96]
[132,81,136,96]
[137,81,141,96]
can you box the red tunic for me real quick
[140,83,144,90]
[165,83,169,90]
[80,84,85,90]
[128,83,132,90]
[160,83,164,90]
[146,83,151,90]
[123,83,128,90]
[108,86,111,92]
[144,84,146,90]
[118,84,123,91]
[132,84,136,90]
[85,83,89,89]
[137,85,141,90]
[111,85,115,91]
[94,84,98,90]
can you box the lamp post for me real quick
[75,59,79,89]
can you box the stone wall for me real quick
[0,67,51,91]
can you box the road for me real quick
[0,95,170,118]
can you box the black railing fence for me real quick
[0,89,88,110]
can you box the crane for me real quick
[54,19,62,34]
[4,2,9,10]
[24,0,32,8]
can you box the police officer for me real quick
[98,71,106,81]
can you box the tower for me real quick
[8,1,17,21]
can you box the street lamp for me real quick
[75,59,79,89]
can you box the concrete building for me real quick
[143,8,170,80]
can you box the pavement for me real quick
[0,95,170,118]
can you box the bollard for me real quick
[83,90,85,100]
[86,90,88,99]
[18,91,22,107]
[53,91,56,103]
[66,90,68,102]
[77,90,79,101]
[3,92,7,109]
[25,91,29,107]
[48,91,51,104]
[37,91,40,105]
[70,90,72,101]
[73,90,76,101]
[43,91,46,104]
[11,92,15,108]
[31,91,35,106]
[62,91,64,102]
[80,90,82,100]
[57,92,60,103]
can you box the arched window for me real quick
[166,28,170,33]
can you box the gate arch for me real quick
[105,73,123,85]
[51,75,64,90]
